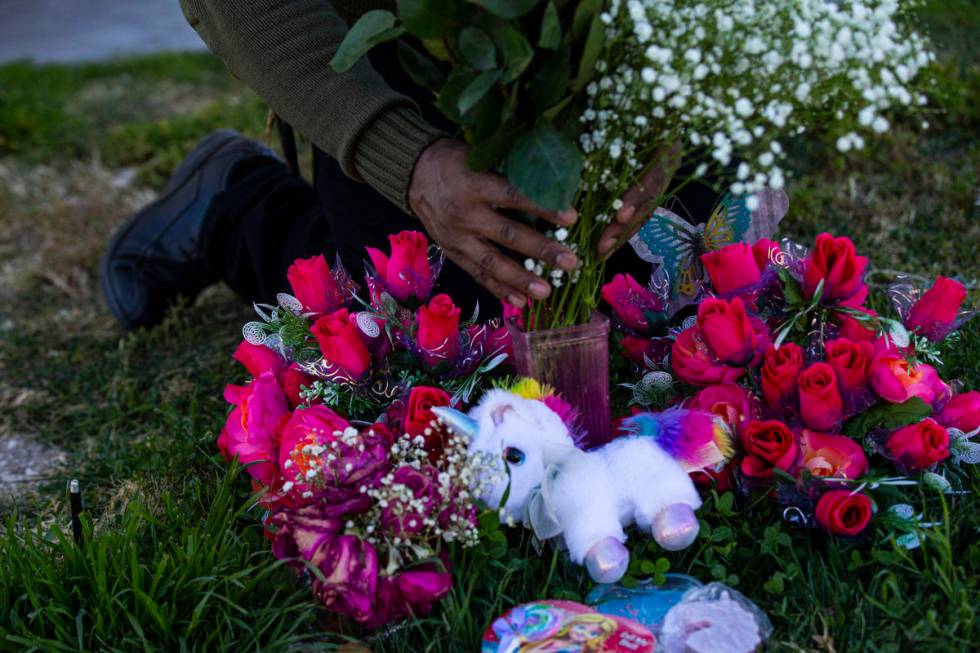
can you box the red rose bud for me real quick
[278,363,317,409]
[886,418,950,471]
[671,327,745,387]
[416,294,461,365]
[752,238,782,272]
[815,490,872,536]
[287,254,342,314]
[799,362,843,432]
[701,242,762,295]
[233,340,286,377]
[403,386,452,456]
[601,273,662,331]
[366,230,433,302]
[803,233,868,303]
[870,354,949,405]
[311,308,372,380]
[622,335,654,368]
[739,419,798,478]
[938,391,980,433]
[837,308,878,342]
[697,297,765,365]
[905,275,968,341]
[800,430,868,479]
[761,343,803,411]
[825,337,873,395]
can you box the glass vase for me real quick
[507,311,611,448]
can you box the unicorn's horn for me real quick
[431,406,479,440]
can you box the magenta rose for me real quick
[836,307,879,343]
[870,354,950,406]
[277,363,316,409]
[287,254,343,315]
[687,383,753,431]
[752,239,782,272]
[366,230,433,302]
[701,243,762,295]
[416,293,461,365]
[905,275,968,341]
[233,340,285,377]
[938,391,980,433]
[601,273,663,331]
[671,327,745,386]
[311,308,372,380]
[739,419,798,479]
[761,343,804,412]
[886,418,950,471]
[697,297,767,365]
[815,490,872,536]
[799,362,844,431]
[380,465,440,537]
[310,534,381,624]
[268,503,344,569]
[217,372,290,486]
[825,337,874,396]
[800,430,868,480]
[803,233,868,303]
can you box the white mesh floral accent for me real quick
[356,312,381,338]
[242,322,268,346]
[277,293,304,314]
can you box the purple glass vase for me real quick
[507,311,611,448]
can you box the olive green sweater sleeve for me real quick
[179,0,443,213]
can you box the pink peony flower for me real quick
[217,372,290,486]
[870,354,950,406]
[800,430,868,480]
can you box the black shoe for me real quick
[100,130,279,331]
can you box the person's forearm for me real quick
[179,0,443,211]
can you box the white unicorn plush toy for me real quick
[434,381,732,584]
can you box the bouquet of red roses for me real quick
[602,234,978,543]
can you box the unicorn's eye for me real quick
[504,447,525,466]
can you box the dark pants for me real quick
[203,45,719,317]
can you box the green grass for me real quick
[1,4,979,650]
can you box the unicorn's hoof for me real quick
[652,503,699,551]
[585,537,629,584]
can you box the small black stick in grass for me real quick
[69,479,83,545]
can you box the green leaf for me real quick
[843,397,933,438]
[458,69,502,115]
[922,472,951,493]
[505,121,584,210]
[571,14,603,91]
[572,0,602,41]
[398,0,467,38]
[397,41,446,90]
[539,1,562,49]
[492,27,534,83]
[529,46,571,112]
[435,69,478,123]
[778,267,805,305]
[763,572,785,594]
[459,27,497,70]
[467,121,528,171]
[469,0,540,19]
[329,11,405,73]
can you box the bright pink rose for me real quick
[601,273,662,331]
[938,391,980,433]
[416,293,461,365]
[870,354,949,405]
[697,297,766,365]
[233,340,285,377]
[311,308,372,380]
[671,327,745,386]
[761,343,804,411]
[905,275,968,341]
[886,418,950,471]
[815,490,872,536]
[803,233,868,303]
[752,239,782,272]
[740,419,798,478]
[287,254,342,314]
[799,363,843,431]
[278,363,316,409]
[825,337,873,396]
[217,372,290,486]
[366,230,433,302]
[688,383,753,430]
[701,243,762,295]
[837,308,878,342]
[800,430,868,479]
[278,404,350,472]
